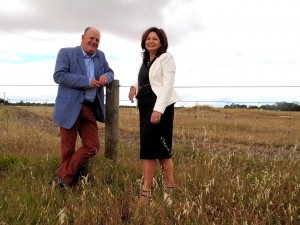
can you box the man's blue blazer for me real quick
[52,46,114,129]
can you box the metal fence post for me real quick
[105,79,119,161]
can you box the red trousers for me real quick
[56,106,99,185]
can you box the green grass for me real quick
[1,106,300,224]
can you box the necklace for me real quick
[147,56,156,67]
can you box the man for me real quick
[52,27,114,189]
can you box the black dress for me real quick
[136,61,174,159]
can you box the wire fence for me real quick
[1,84,299,106]
[1,84,300,156]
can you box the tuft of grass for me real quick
[0,155,18,173]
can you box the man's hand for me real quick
[90,79,101,88]
[90,75,108,88]
[98,75,108,86]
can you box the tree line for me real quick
[0,99,54,106]
[1,98,300,111]
[224,101,300,111]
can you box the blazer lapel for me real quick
[76,47,87,76]
[93,51,101,80]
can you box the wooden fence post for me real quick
[105,79,119,161]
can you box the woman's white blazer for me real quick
[134,52,181,114]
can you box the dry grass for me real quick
[1,105,300,224]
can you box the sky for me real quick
[0,0,300,107]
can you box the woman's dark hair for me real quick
[141,27,168,63]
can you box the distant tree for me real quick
[275,101,291,111]
[290,102,300,111]
[259,101,300,111]
[0,98,9,105]
[248,105,259,109]
[224,103,248,109]
[259,104,275,110]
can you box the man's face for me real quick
[81,28,100,56]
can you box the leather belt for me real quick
[139,84,150,88]
[138,84,151,91]
[82,100,94,107]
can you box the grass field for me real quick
[1,105,300,224]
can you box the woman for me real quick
[128,27,181,204]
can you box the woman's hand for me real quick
[128,86,136,103]
[151,110,162,124]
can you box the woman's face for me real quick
[145,31,161,54]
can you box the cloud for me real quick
[0,0,202,44]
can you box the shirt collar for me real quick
[81,47,98,59]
